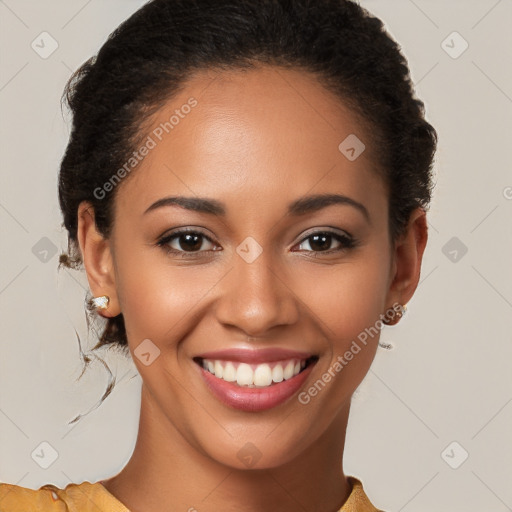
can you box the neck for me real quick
[102,385,353,512]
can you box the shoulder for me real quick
[0,481,112,511]
[0,482,67,510]
[342,476,387,512]
[1,480,130,512]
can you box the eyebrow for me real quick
[143,193,370,222]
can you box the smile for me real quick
[196,357,317,388]
[193,353,319,412]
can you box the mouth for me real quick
[192,353,319,412]
[193,355,319,388]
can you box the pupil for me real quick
[310,234,330,251]
[180,233,202,251]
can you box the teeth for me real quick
[201,358,308,388]
[223,362,236,382]
[214,360,223,379]
[272,364,283,383]
[254,364,272,387]
[236,363,253,386]
[283,361,295,380]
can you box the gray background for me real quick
[1,1,511,511]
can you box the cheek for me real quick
[293,252,389,416]
[113,246,223,349]
[297,250,390,343]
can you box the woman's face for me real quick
[80,65,425,469]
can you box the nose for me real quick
[214,249,300,337]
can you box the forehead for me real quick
[115,65,386,221]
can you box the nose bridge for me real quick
[214,240,299,335]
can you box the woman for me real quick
[0,0,436,510]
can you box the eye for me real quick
[294,230,357,254]
[156,227,358,259]
[157,228,219,256]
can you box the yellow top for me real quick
[0,476,383,511]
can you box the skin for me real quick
[77,65,427,512]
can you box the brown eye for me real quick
[157,229,218,255]
[173,233,205,252]
[295,231,356,253]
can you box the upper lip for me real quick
[194,347,316,364]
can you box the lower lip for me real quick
[196,360,316,412]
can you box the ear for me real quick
[76,201,121,318]
[384,207,429,311]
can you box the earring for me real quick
[90,295,110,310]
[382,304,407,326]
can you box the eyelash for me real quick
[156,227,358,259]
